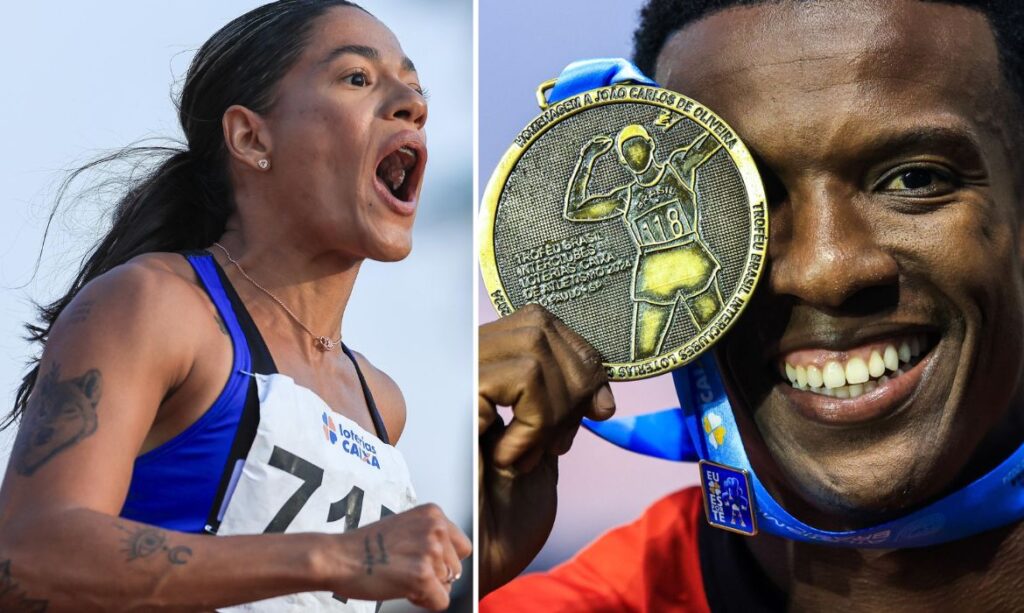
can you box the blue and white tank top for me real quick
[119,250,403,534]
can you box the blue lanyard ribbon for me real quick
[546,57,657,104]
[551,58,1024,548]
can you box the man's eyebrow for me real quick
[318,44,418,73]
[861,125,984,165]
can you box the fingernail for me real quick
[593,384,615,417]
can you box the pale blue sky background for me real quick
[0,3,471,607]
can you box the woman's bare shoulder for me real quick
[79,252,211,312]
[54,252,219,356]
[348,350,407,444]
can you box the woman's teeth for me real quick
[397,146,416,162]
[384,168,406,192]
[377,147,418,196]
[782,335,928,399]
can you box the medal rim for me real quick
[698,458,760,536]
[479,84,769,381]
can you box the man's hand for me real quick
[478,304,615,594]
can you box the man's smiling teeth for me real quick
[782,335,928,399]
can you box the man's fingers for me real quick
[483,304,602,370]
[514,446,545,473]
[479,356,564,410]
[542,317,615,420]
[544,310,602,366]
[584,383,617,421]
[502,304,609,407]
[552,422,581,455]
[481,306,607,415]
[478,302,558,334]
[495,418,548,468]
[478,395,499,433]
[480,357,567,467]
[479,304,613,465]
[544,317,610,403]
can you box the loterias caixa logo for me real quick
[321,412,382,469]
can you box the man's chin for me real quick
[756,431,962,530]
[780,465,916,527]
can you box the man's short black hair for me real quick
[633,0,1024,109]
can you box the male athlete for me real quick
[480,0,1024,610]
[564,125,723,359]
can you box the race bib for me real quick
[217,373,416,612]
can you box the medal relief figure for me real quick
[564,122,724,359]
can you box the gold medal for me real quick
[480,81,768,380]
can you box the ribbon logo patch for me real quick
[699,460,757,536]
[703,412,727,449]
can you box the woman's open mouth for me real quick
[373,136,426,215]
[775,331,940,424]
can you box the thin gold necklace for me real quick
[212,242,342,352]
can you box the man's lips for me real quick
[773,330,939,424]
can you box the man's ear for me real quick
[222,104,272,171]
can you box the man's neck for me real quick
[746,518,1024,610]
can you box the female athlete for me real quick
[0,1,470,611]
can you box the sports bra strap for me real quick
[183,250,252,376]
[186,249,389,444]
[342,343,390,445]
[182,250,275,534]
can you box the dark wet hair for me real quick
[6,0,365,428]
[633,0,1024,109]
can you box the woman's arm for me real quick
[1,501,467,611]
[0,258,468,611]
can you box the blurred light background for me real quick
[479,0,700,573]
[0,1,471,611]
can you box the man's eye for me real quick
[341,71,369,87]
[878,166,958,196]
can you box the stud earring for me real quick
[257,159,270,170]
